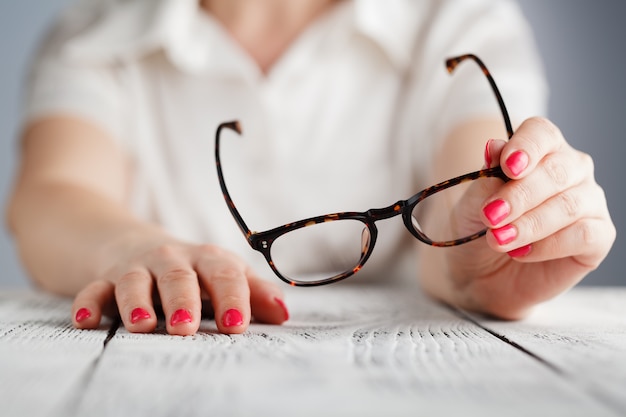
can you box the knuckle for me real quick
[196,245,246,272]
[557,191,581,219]
[516,117,564,157]
[594,182,609,205]
[578,220,597,247]
[166,294,199,309]
[511,181,534,208]
[543,157,569,187]
[522,211,543,237]
[530,116,562,140]
[579,151,595,174]
[197,243,225,257]
[158,268,197,287]
[573,220,609,271]
[153,244,182,259]
[220,294,247,306]
[118,270,148,285]
[89,278,114,292]
[114,272,148,305]
[196,244,242,265]
[211,266,246,283]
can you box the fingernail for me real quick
[483,199,510,226]
[505,151,529,176]
[274,297,290,321]
[492,224,517,245]
[484,139,494,169]
[130,307,151,324]
[170,309,192,326]
[508,244,532,258]
[222,308,244,327]
[75,307,91,323]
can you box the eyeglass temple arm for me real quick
[215,56,509,241]
[215,121,253,241]
[446,54,514,139]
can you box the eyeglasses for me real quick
[215,54,513,287]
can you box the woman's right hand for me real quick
[71,238,290,336]
[8,115,288,337]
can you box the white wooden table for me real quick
[1,280,624,417]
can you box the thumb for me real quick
[484,139,507,169]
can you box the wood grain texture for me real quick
[0,284,623,417]
[0,291,112,417]
[474,287,626,416]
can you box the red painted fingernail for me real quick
[222,308,244,327]
[274,297,290,321]
[75,308,91,323]
[505,151,529,177]
[170,309,192,326]
[508,244,532,258]
[484,139,494,169]
[130,307,151,324]
[492,224,517,245]
[483,199,510,226]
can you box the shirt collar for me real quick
[63,0,428,73]
[63,0,213,72]
[352,0,429,70]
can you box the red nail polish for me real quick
[483,199,510,226]
[484,139,493,169]
[75,308,91,323]
[505,151,529,177]
[508,244,532,258]
[222,309,244,327]
[170,309,192,326]
[130,307,151,324]
[274,297,290,321]
[492,224,517,245]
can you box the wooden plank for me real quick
[473,287,626,416]
[0,291,111,417]
[70,281,618,417]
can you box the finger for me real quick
[486,181,601,252]
[484,139,506,169]
[486,216,615,314]
[114,268,157,333]
[72,279,115,329]
[502,217,615,271]
[150,246,202,336]
[482,150,592,228]
[195,245,251,334]
[500,117,566,179]
[248,274,289,324]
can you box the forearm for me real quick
[7,180,168,296]
[417,205,463,309]
[416,118,508,315]
[419,246,453,299]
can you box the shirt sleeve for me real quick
[21,4,129,147]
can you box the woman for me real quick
[6,0,615,335]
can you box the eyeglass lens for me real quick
[269,219,371,283]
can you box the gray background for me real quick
[1,1,624,288]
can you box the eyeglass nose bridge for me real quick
[364,200,432,244]
[365,201,406,220]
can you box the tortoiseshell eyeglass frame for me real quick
[215,54,513,287]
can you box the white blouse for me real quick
[23,0,547,282]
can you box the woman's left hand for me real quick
[445,117,616,319]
